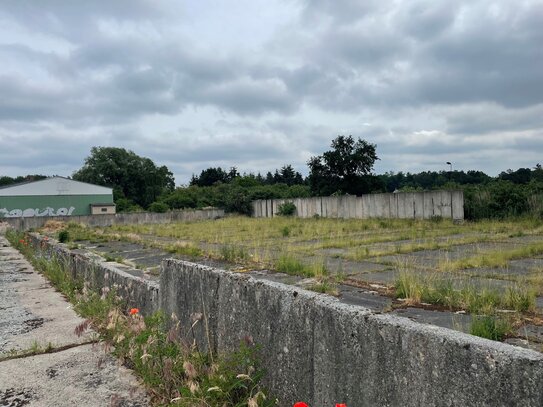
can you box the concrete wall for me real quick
[5,208,225,231]
[28,234,160,316]
[252,190,464,221]
[25,235,543,407]
[160,260,543,407]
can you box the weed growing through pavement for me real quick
[470,315,511,341]
[439,241,543,271]
[395,269,535,314]
[1,340,56,362]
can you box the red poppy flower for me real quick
[129,308,139,315]
[336,404,347,407]
[293,403,309,407]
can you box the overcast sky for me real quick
[1,0,542,185]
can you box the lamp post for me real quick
[446,162,452,182]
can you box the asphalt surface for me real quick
[0,230,150,407]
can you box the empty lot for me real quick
[48,216,543,350]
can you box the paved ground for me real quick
[74,231,543,351]
[0,234,150,407]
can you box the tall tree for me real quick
[308,135,380,195]
[190,167,230,187]
[73,147,174,208]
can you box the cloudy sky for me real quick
[1,0,542,185]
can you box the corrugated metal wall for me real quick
[0,194,114,217]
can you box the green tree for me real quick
[190,167,230,186]
[72,147,174,209]
[308,135,380,195]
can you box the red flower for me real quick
[19,239,25,243]
[336,404,347,407]
[293,403,309,407]
[129,308,139,315]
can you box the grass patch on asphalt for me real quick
[395,270,536,314]
[439,241,543,271]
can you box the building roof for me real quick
[0,176,113,197]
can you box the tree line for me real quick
[2,138,543,220]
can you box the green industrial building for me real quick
[0,176,115,218]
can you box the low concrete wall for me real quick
[161,260,543,407]
[5,208,224,231]
[252,190,464,220]
[28,234,159,316]
[24,235,543,406]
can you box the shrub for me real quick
[148,202,169,213]
[58,230,70,243]
[277,201,296,216]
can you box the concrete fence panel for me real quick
[440,190,453,218]
[452,190,465,220]
[413,192,424,219]
[252,191,464,220]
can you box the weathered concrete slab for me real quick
[0,243,93,354]
[0,345,148,407]
[517,324,543,343]
[391,307,472,333]
[0,235,150,406]
[338,284,392,311]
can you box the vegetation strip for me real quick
[7,231,277,407]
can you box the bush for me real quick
[277,201,296,216]
[58,230,70,243]
[148,202,169,213]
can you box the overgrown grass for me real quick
[395,270,536,314]
[40,216,543,279]
[470,315,512,341]
[104,311,274,406]
[439,241,543,271]
[7,230,276,406]
[219,245,249,262]
[164,242,203,258]
[274,254,327,278]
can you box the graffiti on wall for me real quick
[0,206,76,218]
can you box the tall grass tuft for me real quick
[470,315,511,341]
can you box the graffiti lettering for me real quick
[0,206,76,218]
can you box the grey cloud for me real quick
[1,0,543,180]
[0,0,170,42]
[446,104,543,135]
[292,0,543,110]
